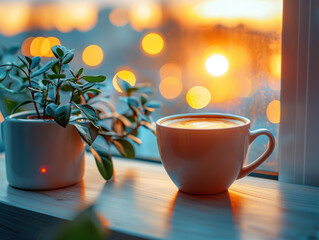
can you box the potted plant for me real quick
[0,45,160,190]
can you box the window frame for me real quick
[279,0,319,186]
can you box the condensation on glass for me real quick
[0,0,283,172]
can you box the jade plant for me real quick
[0,45,160,180]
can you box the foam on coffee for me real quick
[162,117,243,129]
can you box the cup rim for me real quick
[156,113,250,131]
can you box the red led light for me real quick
[40,167,47,174]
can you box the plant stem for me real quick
[27,70,41,119]
[54,60,62,104]
[43,84,50,119]
[69,77,79,103]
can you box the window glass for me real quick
[0,0,282,172]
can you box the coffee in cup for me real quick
[162,117,243,129]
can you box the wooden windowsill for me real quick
[0,153,318,239]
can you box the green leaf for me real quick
[47,74,66,79]
[62,50,74,64]
[141,120,156,134]
[112,138,135,159]
[51,45,64,59]
[60,83,73,92]
[41,79,54,86]
[83,88,101,94]
[68,82,82,89]
[45,103,58,118]
[73,103,98,122]
[57,48,64,58]
[55,92,61,105]
[141,95,148,105]
[0,82,22,93]
[17,55,29,67]
[72,91,81,104]
[145,101,161,108]
[25,56,32,65]
[137,87,153,94]
[11,100,42,114]
[90,145,113,181]
[51,60,60,74]
[72,123,93,145]
[30,56,41,69]
[70,70,76,78]
[77,68,84,77]
[81,82,95,90]
[55,206,108,240]
[0,69,8,81]
[117,76,131,92]
[54,103,71,128]
[31,60,53,78]
[119,96,139,108]
[82,75,106,83]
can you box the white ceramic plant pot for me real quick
[1,111,85,190]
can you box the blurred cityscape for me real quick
[0,0,282,172]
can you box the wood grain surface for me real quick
[0,153,319,240]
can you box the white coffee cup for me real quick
[156,113,275,194]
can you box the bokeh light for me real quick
[30,37,46,56]
[41,37,61,57]
[129,2,162,31]
[21,37,35,56]
[113,70,136,93]
[82,45,104,67]
[54,2,98,33]
[206,54,229,76]
[171,0,283,32]
[109,8,129,27]
[186,86,211,109]
[72,3,98,32]
[159,63,182,80]
[33,4,55,30]
[159,77,183,100]
[141,33,164,55]
[270,54,281,78]
[266,100,281,124]
[208,77,253,103]
[268,78,281,91]
[0,2,30,36]
[29,37,61,57]
[268,54,281,91]
[238,77,253,98]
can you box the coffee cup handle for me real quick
[237,129,275,179]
